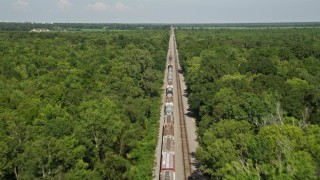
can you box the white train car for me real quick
[161,152,175,171]
[165,102,173,115]
[160,170,175,180]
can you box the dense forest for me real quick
[0,30,168,179]
[177,29,320,179]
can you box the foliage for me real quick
[0,30,168,179]
[177,28,320,179]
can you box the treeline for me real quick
[0,22,170,31]
[3,22,319,32]
[0,30,168,179]
[176,29,320,179]
[175,22,320,29]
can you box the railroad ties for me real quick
[172,29,192,179]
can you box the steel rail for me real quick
[172,29,192,179]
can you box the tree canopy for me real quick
[0,30,168,179]
[177,28,320,179]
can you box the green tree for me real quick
[197,120,253,178]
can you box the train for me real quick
[160,62,175,180]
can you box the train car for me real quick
[163,124,174,137]
[165,103,173,115]
[166,85,173,97]
[160,170,175,180]
[161,152,175,171]
[167,73,173,82]
[166,96,173,103]
[164,115,174,125]
[168,67,173,73]
[160,129,175,180]
[162,136,174,152]
[166,85,173,103]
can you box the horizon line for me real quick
[1,21,320,25]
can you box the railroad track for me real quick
[159,27,191,180]
[159,29,176,180]
[172,29,192,179]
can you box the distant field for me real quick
[178,22,320,29]
[0,22,169,31]
[179,26,320,30]
[1,22,319,31]
[80,28,106,32]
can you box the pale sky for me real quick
[1,0,320,23]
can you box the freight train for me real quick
[160,63,175,180]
